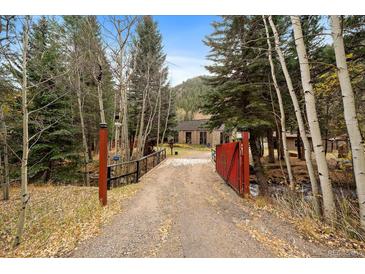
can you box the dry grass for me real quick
[235,219,307,257]
[263,192,365,252]
[159,143,211,158]
[0,183,140,257]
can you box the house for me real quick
[176,119,226,147]
[272,131,347,157]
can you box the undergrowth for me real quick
[0,183,140,257]
[269,190,365,248]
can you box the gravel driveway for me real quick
[71,151,363,258]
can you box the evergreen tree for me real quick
[203,16,273,193]
[173,76,211,121]
[26,17,81,182]
[128,16,171,156]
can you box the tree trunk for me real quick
[291,16,335,221]
[15,16,30,246]
[120,85,129,161]
[296,127,303,160]
[87,132,93,160]
[76,70,90,186]
[156,89,161,149]
[268,77,287,182]
[142,81,162,154]
[97,83,106,124]
[267,128,275,163]
[0,107,9,200]
[268,16,321,216]
[134,85,147,159]
[250,134,268,196]
[117,24,130,162]
[331,15,365,229]
[161,88,172,145]
[277,126,282,161]
[263,16,295,188]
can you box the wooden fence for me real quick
[107,149,167,189]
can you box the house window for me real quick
[185,132,192,144]
[200,131,207,145]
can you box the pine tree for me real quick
[128,16,170,157]
[203,16,274,194]
[26,17,81,182]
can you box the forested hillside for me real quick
[173,76,211,121]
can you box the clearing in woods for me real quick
[71,150,362,258]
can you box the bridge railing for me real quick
[107,148,167,189]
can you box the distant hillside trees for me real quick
[173,76,211,121]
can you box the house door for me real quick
[185,132,192,144]
[200,131,207,145]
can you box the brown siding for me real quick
[177,130,221,146]
[178,131,185,143]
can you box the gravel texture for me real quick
[71,151,363,258]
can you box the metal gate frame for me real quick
[215,131,250,197]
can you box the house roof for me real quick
[176,119,209,131]
[176,119,225,132]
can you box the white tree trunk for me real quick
[0,106,10,200]
[114,85,120,156]
[156,87,162,149]
[76,70,90,186]
[291,15,335,221]
[15,16,30,246]
[161,88,172,145]
[268,16,321,216]
[120,85,129,160]
[331,15,365,229]
[142,81,161,154]
[263,16,295,189]
[97,83,106,124]
[134,85,148,159]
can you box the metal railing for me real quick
[107,148,167,189]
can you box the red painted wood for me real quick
[99,124,108,206]
[215,131,250,197]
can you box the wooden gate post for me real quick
[242,131,250,197]
[99,123,108,206]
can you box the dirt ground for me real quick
[71,150,363,258]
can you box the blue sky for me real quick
[98,15,331,87]
[98,15,219,86]
[153,16,219,86]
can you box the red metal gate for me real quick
[215,132,250,197]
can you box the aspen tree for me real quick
[15,16,30,246]
[263,16,295,189]
[268,16,321,215]
[291,15,335,221]
[331,15,365,228]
